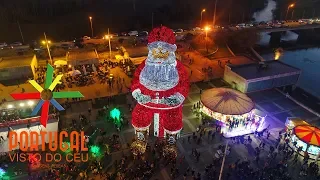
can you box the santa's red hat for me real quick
[147,26,177,52]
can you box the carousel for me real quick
[292,125,320,157]
[285,118,320,159]
[200,88,266,138]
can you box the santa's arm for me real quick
[131,61,152,104]
[131,61,145,93]
[163,62,189,106]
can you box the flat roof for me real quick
[229,60,300,80]
[0,56,33,69]
[67,50,98,61]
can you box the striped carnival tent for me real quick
[293,125,320,147]
[200,88,254,115]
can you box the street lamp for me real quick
[89,16,93,37]
[105,29,113,59]
[285,4,294,20]
[213,0,218,27]
[204,26,210,53]
[201,9,206,27]
[291,9,295,20]
[42,32,53,65]
[41,40,51,45]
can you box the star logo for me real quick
[10,64,84,127]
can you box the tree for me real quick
[192,34,214,52]
[227,28,260,49]
[213,31,230,44]
[51,48,67,57]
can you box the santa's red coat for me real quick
[131,60,189,136]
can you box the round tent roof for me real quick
[200,88,254,115]
[293,125,320,147]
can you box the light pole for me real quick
[105,28,113,59]
[204,26,210,53]
[42,33,52,65]
[17,21,24,44]
[285,4,294,20]
[200,9,206,27]
[89,16,93,37]
[218,141,229,180]
[302,10,305,19]
[291,10,295,20]
[213,0,218,27]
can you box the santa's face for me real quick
[140,43,179,91]
[146,41,177,65]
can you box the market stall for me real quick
[251,109,267,124]
[285,117,309,130]
[200,88,264,137]
[291,125,320,157]
[54,60,67,66]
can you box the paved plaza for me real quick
[5,78,320,180]
[9,79,314,180]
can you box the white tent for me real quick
[68,70,81,76]
[54,60,67,66]
[92,64,97,72]
[82,65,87,75]
[115,55,124,61]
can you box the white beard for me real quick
[140,56,179,91]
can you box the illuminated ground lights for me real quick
[110,108,121,128]
[0,168,6,177]
[89,145,101,157]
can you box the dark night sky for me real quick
[0,0,320,42]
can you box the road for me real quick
[260,24,320,32]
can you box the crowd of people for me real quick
[34,58,135,94]
[0,51,319,180]
[0,109,21,123]
[35,66,48,84]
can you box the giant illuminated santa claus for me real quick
[131,26,189,138]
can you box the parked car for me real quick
[272,23,282,28]
[128,31,139,36]
[10,42,23,47]
[259,21,267,25]
[120,32,128,36]
[174,29,184,34]
[74,38,84,48]
[236,23,246,29]
[83,36,91,40]
[192,27,201,31]
[0,42,7,49]
[138,31,148,37]
[110,33,119,37]
[60,43,74,50]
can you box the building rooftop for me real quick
[229,60,301,80]
[0,56,33,69]
[66,50,98,61]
